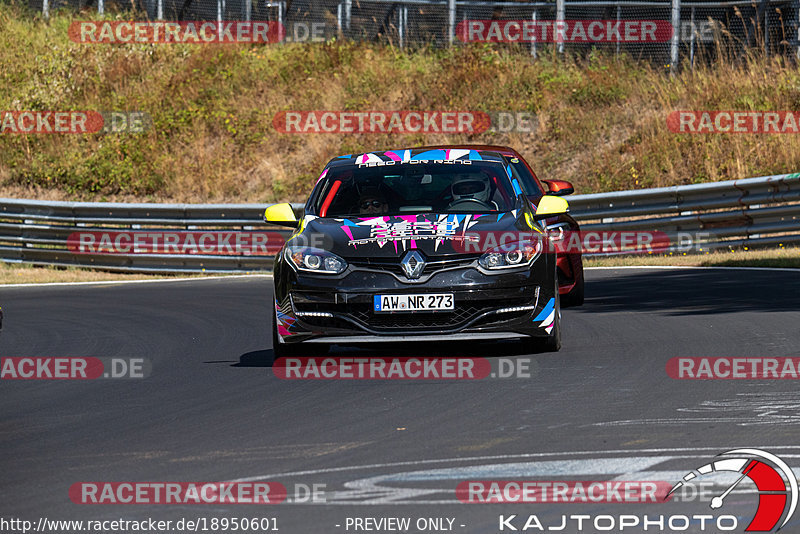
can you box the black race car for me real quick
[264,148,570,356]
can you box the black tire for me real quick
[520,291,561,353]
[561,276,585,307]
[272,304,301,358]
[271,304,328,358]
[540,294,562,352]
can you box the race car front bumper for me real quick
[273,256,558,344]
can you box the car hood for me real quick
[296,212,539,259]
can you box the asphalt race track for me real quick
[2,267,800,533]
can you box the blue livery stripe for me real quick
[511,178,523,196]
[533,298,555,322]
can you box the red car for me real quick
[406,145,584,307]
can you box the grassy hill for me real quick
[2,2,800,203]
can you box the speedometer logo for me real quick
[667,449,798,531]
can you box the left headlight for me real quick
[478,240,541,271]
[284,246,348,275]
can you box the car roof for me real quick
[409,144,521,156]
[325,147,508,169]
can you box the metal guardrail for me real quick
[0,172,798,273]
[0,199,299,273]
[568,172,800,253]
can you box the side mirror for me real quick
[534,195,569,219]
[264,203,299,227]
[542,179,574,196]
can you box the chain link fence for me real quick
[22,0,800,69]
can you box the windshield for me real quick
[506,157,544,196]
[312,160,518,217]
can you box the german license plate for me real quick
[373,294,454,313]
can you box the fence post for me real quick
[399,5,405,48]
[42,0,49,18]
[689,6,695,67]
[98,0,104,15]
[616,3,621,58]
[761,0,769,55]
[448,0,456,45]
[345,0,351,30]
[796,1,800,60]
[404,6,408,45]
[216,0,222,37]
[531,9,538,58]
[557,0,565,53]
[157,0,163,20]
[670,0,681,74]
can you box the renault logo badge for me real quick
[400,250,426,279]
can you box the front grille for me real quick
[349,255,477,278]
[350,306,480,329]
[293,295,533,332]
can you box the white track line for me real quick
[0,274,272,289]
[228,445,800,483]
[586,265,800,272]
[0,264,795,289]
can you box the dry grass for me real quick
[1,4,800,204]
[584,246,800,269]
[0,262,217,284]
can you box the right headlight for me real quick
[478,240,541,271]
[284,246,348,274]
